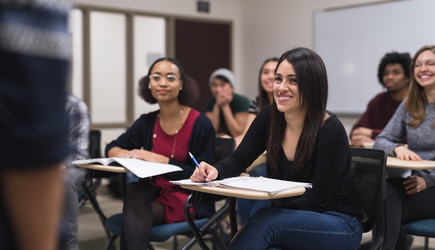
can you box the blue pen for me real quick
[189,152,209,181]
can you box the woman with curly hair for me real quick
[106,57,215,250]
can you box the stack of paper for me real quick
[171,176,312,195]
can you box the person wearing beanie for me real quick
[205,68,250,137]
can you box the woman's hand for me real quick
[394,146,421,161]
[403,176,427,195]
[190,161,218,183]
[124,149,169,164]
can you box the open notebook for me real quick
[171,176,312,195]
[72,158,182,178]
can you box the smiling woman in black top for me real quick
[190,48,363,250]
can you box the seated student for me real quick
[60,92,90,250]
[234,58,278,225]
[205,68,250,137]
[105,58,215,250]
[373,45,435,250]
[191,48,363,250]
[351,52,411,147]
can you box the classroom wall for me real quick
[238,0,400,100]
[74,0,401,143]
[76,0,400,102]
[75,0,244,90]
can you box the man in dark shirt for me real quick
[350,52,411,147]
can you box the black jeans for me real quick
[385,178,435,250]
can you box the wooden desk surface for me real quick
[181,185,306,200]
[386,156,435,170]
[76,163,129,173]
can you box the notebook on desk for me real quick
[72,158,182,178]
[171,176,312,195]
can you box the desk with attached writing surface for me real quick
[386,157,435,170]
[76,163,130,173]
[181,182,307,238]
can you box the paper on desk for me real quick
[171,176,312,195]
[72,157,182,178]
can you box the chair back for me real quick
[89,130,102,158]
[213,137,236,164]
[350,147,386,250]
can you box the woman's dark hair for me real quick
[377,52,411,86]
[138,57,199,106]
[267,48,328,176]
[258,57,279,112]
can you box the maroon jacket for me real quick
[352,92,402,139]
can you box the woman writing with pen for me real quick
[105,57,215,250]
[191,48,363,249]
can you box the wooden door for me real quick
[175,19,231,114]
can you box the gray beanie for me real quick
[209,68,235,89]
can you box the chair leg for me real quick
[173,234,178,250]
[424,237,428,250]
[105,235,118,250]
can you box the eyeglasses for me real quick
[149,74,179,85]
[414,59,435,68]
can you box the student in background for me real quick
[106,58,215,250]
[0,1,72,249]
[60,93,90,250]
[191,48,363,250]
[351,52,411,147]
[373,45,435,250]
[205,68,250,137]
[235,58,278,225]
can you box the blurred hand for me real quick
[190,161,218,183]
[59,164,67,171]
[403,176,427,195]
[124,149,168,163]
[350,134,374,147]
[394,146,421,161]
[216,88,233,107]
[352,127,373,138]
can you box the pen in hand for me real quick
[188,152,209,182]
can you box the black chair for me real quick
[103,137,235,250]
[350,147,387,250]
[78,129,105,208]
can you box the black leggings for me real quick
[385,178,435,250]
[120,179,165,250]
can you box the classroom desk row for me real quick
[76,156,435,246]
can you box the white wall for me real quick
[238,0,399,100]
[75,0,398,102]
[75,0,244,90]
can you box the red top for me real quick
[351,92,402,139]
[150,108,200,224]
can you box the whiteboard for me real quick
[314,0,435,114]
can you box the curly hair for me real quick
[377,51,411,86]
[138,57,199,106]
